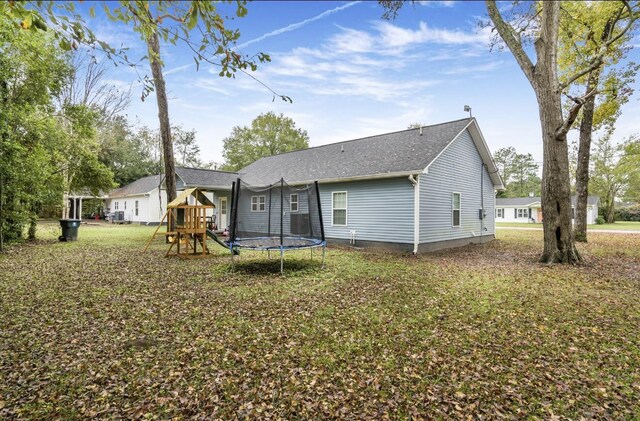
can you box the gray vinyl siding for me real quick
[232,188,312,238]
[234,192,272,237]
[420,129,496,244]
[319,177,414,244]
[482,163,495,234]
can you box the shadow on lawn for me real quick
[230,257,324,276]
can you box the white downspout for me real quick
[409,174,419,254]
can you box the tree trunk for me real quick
[0,163,4,252]
[146,30,177,230]
[534,2,581,264]
[574,71,600,242]
[537,100,580,263]
[28,213,37,241]
[605,190,616,223]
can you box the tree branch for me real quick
[169,27,292,102]
[556,95,585,139]
[559,0,637,90]
[486,0,536,85]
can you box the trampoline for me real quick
[227,178,326,273]
[232,237,324,249]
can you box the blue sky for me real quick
[90,1,640,167]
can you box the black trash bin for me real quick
[59,219,81,241]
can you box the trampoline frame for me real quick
[227,178,326,274]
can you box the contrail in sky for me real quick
[236,1,361,50]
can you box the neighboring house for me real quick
[495,195,600,224]
[107,118,504,253]
[105,167,237,226]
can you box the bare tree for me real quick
[58,52,131,121]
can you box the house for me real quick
[105,167,237,226]
[495,195,600,224]
[107,118,504,253]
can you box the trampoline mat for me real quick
[231,237,323,250]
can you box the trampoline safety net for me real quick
[228,178,325,250]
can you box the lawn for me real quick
[1,223,639,419]
[497,221,640,231]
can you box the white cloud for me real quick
[236,1,361,50]
[442,61,504,75]
[190,78,235,96]
[165,64,194,76]
[426,47,484,61]
[302,75,439,102]
[374,21,492,48]
[418,1,456,7]
[329,26,376,54]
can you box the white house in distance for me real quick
[495,195,600,224]
[105,167,237,227]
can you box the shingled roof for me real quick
[496,196,600,206]
[108,174,163,198]
[175,167,238,189]
[108,118,504,197]
[238,118,503,188]
[107,168,239,198]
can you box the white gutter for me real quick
[409,174,420,254]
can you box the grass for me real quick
[1,222,639,418]
[590,221,640,230]
[497,221,640,231]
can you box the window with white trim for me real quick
[290,194,298,212]
[497,208,504,218]
[114,201,119,210]
[135,200,139,216]
[452,193,461,227]
[251,195,266,212]
[516,208,527,218]
[332,192,347,226]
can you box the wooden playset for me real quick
[144,188,218,258]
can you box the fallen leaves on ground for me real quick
[0,223,639,419]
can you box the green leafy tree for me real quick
[619,137,640,203]
[558,1,638,241]
[221,112,310,171]
[509,153,540,197]
[493,147,516,198]
[590,132,631,223]
[0,21,113,247]
[493,147,541,198]
[1,23,64,247]
[97,117,158,186]
[3,1,288,233]
[173,126,204,168]
[57,104,116,219]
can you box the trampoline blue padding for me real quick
[229,237,324,250]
